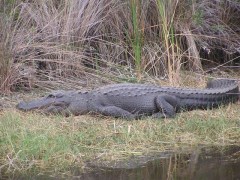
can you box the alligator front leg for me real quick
[97,106,136,120]
[154,94,180,118]
[44,103,71,116]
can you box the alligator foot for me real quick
[155,94,180,118]
[151,112,173,119]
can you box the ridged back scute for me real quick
[206,79,237,89]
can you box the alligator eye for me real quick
[46,91,64,98]
[47,94,56,98]
[79,91,88,94]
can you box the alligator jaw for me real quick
[16,98,58,111]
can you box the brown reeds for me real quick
[0,0,239,93]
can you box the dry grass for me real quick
[0,103,239,177]
[0,2,239,178]
[0,73,239,177]
[0,0,239,93]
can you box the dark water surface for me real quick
[81,146,240,180]
[4,146,240,180]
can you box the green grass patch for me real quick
[0,105,240,176]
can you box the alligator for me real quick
[16,79,239,119]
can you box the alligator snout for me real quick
[17,101,33,111]
[16,98,55,111]
[16,101,45,111]
[16,96,71,112]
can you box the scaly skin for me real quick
[16,79,239,119]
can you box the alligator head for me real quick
[16,90,79,116]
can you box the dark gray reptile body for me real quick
[16,79,239,119]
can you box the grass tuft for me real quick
[0,104,239,176]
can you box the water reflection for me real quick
[81,146,240,180]
[4,146,240,180]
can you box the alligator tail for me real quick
[206,79,237,89]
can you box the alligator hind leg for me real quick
[97,106,136,120]
[154,94,180,118]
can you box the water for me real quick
[4,146,240,180]
[80,146,240,180]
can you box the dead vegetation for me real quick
[0,0,239,93]
[0,1,240,177]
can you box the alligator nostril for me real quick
[16,101,28,110]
